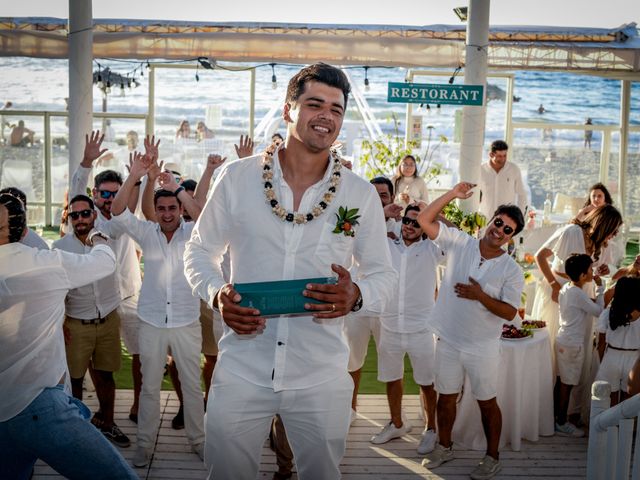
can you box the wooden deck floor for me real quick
[32,390,587,479]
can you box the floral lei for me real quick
[262,146,343,224]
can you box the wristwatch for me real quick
[174,186,185,196]
[88,230,109,246]
[351,291,363,312]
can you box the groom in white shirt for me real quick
[184,63,396,480]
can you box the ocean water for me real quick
[0,57,639,214]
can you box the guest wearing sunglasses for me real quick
[417,183,524,480]
[52,194,130,448]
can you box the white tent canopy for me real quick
[1,18,638,77]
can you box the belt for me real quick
[79,317,106,325]
[608,344,638,352]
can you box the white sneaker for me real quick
[370,421,411,444]
[417,428,437,455]
[401,410,412,432]
[470,455,502,480]
[555,421,584,437]
[132,447,150,468]
[350,408,357,427]
[421,443,454,469]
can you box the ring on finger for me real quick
[331,303,336,312]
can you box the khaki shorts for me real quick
[64,309,122,379]
[200,300,218,356]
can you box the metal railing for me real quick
[587,380,640,480]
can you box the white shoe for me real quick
[370,421,411,444]
[132,447,150,468]
[421,443,454,469]
[350,408,357,427]
[401,410,412,432]
[417,428,437,455]
[555,421,584,437]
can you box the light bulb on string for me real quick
[364,66,370,92]
[270,63,277,90]
[105,80,111,95]
[120,82,126,97]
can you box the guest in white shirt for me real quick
[0,186,50,250]
[555,254,605,438]
[371,204,443,456]
[71,131,144,423]
[596,277,640,407]
[0,193,137,480]
[478,140,528,221]
[184,63,396,480]
[52,193,130,448]
[111,153,205,468]
[418,185,524,480]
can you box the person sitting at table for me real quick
[417,183,524,480]
[595,277,640,407]
[554,254,605,437]
[574,182,613,223]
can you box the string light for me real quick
[119,81,125,97]
[449,65,462,84]
[270,63,277,90]
[364,66,370,92]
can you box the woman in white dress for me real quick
[392,155,429,208]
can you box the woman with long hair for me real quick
[392,155,429,208]
[574,182,613,222]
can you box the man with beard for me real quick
[184,63,396,480]
[71,131,144,423]
[52,194,130,448]
[111,155,205,468]
[371,204,442,455]
[418,183,524,480]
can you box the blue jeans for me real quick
[0,385,137,480]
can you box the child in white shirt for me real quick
[596,277,640,406]
[555,253,605,437]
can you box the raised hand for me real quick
[206,153,226,171]
[383,203,403,221]
[234,135,254,159]
[143,135,161,164]
[128,151,151,180]
[81,130,107,166]
[303,264,360,318]
[158,170,180,192]
[451,182,476,200]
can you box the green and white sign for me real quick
[387,82,484,106]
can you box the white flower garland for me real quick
[262,148,343,224]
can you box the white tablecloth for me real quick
[451,329,555,451]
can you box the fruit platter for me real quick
[521,320,546,331]
[501,324,533,341]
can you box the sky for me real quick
[4,0,639,29]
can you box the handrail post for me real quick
[43,112,52,226]
[588,381,611,480]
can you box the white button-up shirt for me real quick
[478,161,528,220]
[112,209,199,328]
[557,283,604,347]
[0,243,115,421]
[429,223,524,357]
[20,228,49,250]
[52,233,121,319]
[185,151,397,391]
[71,165,142,300]
[381,237,444,333]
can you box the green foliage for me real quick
[358,113,448,185]
[442,201,487,237]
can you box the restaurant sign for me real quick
[387,82,484,106]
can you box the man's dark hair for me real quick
[0,193,26,243]
[153,189,181,206]
[69,194,95,211]
[286,63,351,109]
[370,176,394,198]
[0,187,27,208]
[94,170,123,188]
[272,133,284,141]
[490,140,509,153]
[181,179,197,192]
[565,253,593,282]
[404,204,420,216]
[493,204,525,236]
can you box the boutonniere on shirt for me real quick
[333,206,360,237]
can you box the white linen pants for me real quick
[205,365,353,480]
[137,321,205,450]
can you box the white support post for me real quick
[606,426,618,479]
[68,0,93,183]
[616,418,634,480]
[599,130,611,185]
[618,80,631,218]
[146,66,155,136]
[588,381,611,480]
[632,420,640,480]
[458,0,490,213]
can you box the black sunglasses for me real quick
[401,216,420,228]
[69,209,93,220]
[98,190,118,199]
[493,217,514,235]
